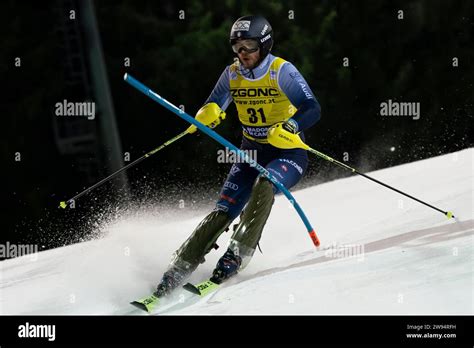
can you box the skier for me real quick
[155,15,321,296]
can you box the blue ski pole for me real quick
[124,73,320,247]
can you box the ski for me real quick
[183,279,220,296]
[131,280,220,313]
[130,293,160,313]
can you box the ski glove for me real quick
[187,103,226,134]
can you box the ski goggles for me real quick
[231,39,259,54]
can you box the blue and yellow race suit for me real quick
[206,53,321,220]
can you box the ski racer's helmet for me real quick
[229,15,273,60]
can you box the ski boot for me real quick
[155,268,187,297]
[210,248,242,284]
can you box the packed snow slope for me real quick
[1,148,472,315]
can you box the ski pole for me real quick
[124,73,321,247]
[268,123,455,219]
[59,130,189,209]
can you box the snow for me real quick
[1,148,472,315]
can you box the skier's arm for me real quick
[278,63,321,132]
[205,66,233,111]
[187,66,232,133]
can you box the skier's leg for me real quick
[211,150,308,283]
[210,176,274,283]
[156,162,259,296]
[155,209,231,296]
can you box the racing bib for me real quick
[229,57,296,143]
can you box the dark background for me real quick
[2,0,473,253]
